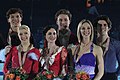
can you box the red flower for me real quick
[5,73,15,80]
[5,68,28,80]
[81,73,90,80]
[34,70,54,80]
[75,72,90,80]
[9,73,15,79]
[76,73,81,79]
[46,74,53,79]
[15,76,21,80]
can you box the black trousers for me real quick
[101,72,117,80]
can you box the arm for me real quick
[29,49,41,79]
[116,52,120,76]
[61,47,68,76]
[3,49,12,74]
[115,41,120,76]
[61,47,68,65]
[31,49,41,73]
[94,45,104,80]
[28,60,39,79]
[5,45,11,55]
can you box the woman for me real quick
[40,25,68,77]
[69,19,104,80]
[3,25,40,80]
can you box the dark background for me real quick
[0,0,120,48]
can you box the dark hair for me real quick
[6,8,23,19]
[93,15,112,28]
[10,32,21,46]
[43,25,57,36]
[43,25,59,48]
[55,9,72,21]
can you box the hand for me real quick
[5,45,11,55]
[19,68,26,74]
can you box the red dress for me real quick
[3,46,41,80]
[40,46,68,76]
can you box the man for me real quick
[94,15,120,80]
[6,8,22,33]
[55,9,78,47]
[55,9,78,76]
[5,8,23,54]
[2,8,23,79]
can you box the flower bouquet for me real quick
[5,68,28,80]
[75,71,90,80]
[33,70,54,80]
[33,70,64,80]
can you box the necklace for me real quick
[18,44,33,69]
[74,42,92,63]
[81,41,91,47]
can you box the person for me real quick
[93,15,120,80]
[55,9,78,73]
[55,9,78,47]
[3,9,23,79]
[69,19,104,80]
[3,25,41,80]
[5,8,23,55]
[39,25,68,77]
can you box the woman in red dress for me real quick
[3,25,41,80]
[40,25,68,77]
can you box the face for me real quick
[56,14,70,30]
[18,29,30,43]
[97,20,110,35]
[45,28,57,43]
[80,22,91,39]
[8,12,22,32]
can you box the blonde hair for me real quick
[19,25,30,33]
[77,19,94,43]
